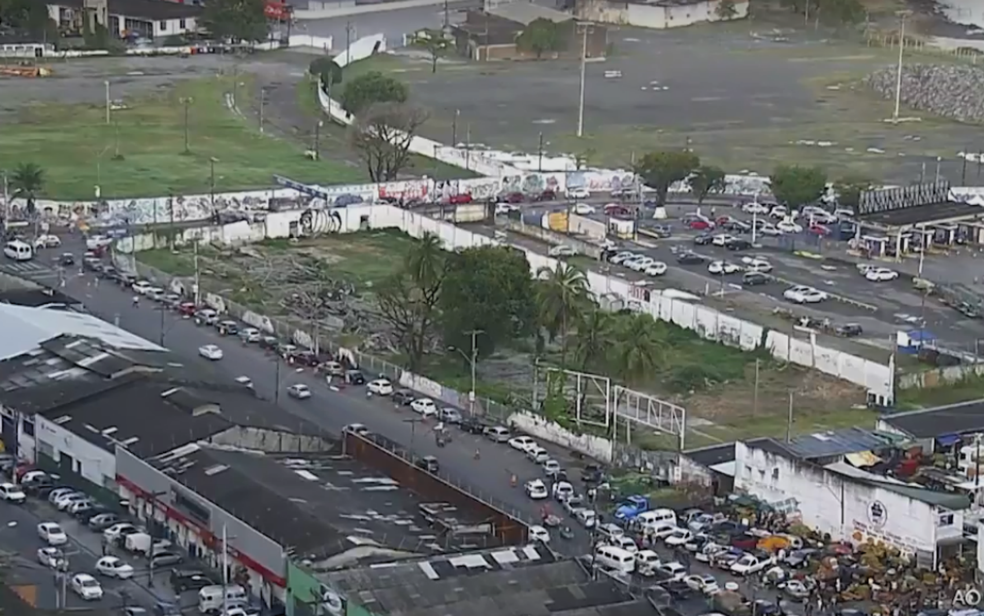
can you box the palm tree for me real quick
[573,308,613,371]
[535,262,590,364]
[405,231,445,289]
[10,162,44,216]
[611,313,667,385]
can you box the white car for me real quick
[529,525,551,543]
[784,285,828,304]
[508,436,537,452]
[240,328,262,343]
[343,423,370,436]
[685,573,720,595]
[645,261,668,276]
[526,446,550,463]
[103,523,139,543]
[525,479,549,499]
[711,234,736,247]
[777,220,803,234]
[627,256,655,272]
[368,379,393,395]
[665,528,693,547]
[551,480,574,501]
[0,482,25,503]
[198,344,223,361]
[610,251,637,265]
[658,562,688,581]
[742,202,769,214]
[548,245,576,258]
[731,553,775,575]
[742,258,772,273]
[566,187,590,199]
[495,203,519,215]
[287,384,311,399]
[865,267,898,282]
[37,546,65,569]
[756,222,782,236]
[707,260,740,275]
[573,202,595,215]
[834,207,855,219]
[542,458,562,478]
[54,492,88,510]
[132,281,154,295]
[410,398,438,417]
[770,205,789,219]
[38,522,68,546]
[576,508,597,528]
[34,234,61,249]
[96,555,135,579]
[71,573,103,601]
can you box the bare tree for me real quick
[349,102,429,182]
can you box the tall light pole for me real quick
[104,80,111,124]
[209,157,218,211]
[576,24,589,137]
[180,97,193,153]
[892,10,912,121]
[449,329,483,415]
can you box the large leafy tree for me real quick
[410,29,452,73]
[310,57,343,91]
[516,18,565,60]
[349,103,428,182]
[690,165,727,205]
[535,262,590,364]
[201,0,269,43]
[9,162,44,216]
[440,246,536,360]
[635,150,700,206]
[376,232,446,370]
[770,164,828,207]
[339,72,409,116]
[0,0,55,38]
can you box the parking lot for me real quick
[500,197,984,354]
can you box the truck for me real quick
[124,532,172,556]
[613,495,649,522]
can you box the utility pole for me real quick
[193,241,201,306]
[464,124,471,171]
[576,24,589,137]
[538,132,544,172]
[146,490,166,586]
[159,304,166,346]
[892,10,911,121]
[258,88,266,133]
[345,22,353,63]
[443,0,449,28]
[104,80,111,124]
[274,358,282,405]
[167,195,175,250]
[752,359,760,417]
[452,109,459,146]
[181,97,192,153]
[209,157,217,211]
[785,391,794,443]
[313,120,322,160]
[466,329,483,415]
[403,417,424,460]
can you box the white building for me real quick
[576,0,748,30]
[734,432,971,567]
[47,0,201,40]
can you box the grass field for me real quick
[0,76,366,201]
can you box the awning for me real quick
[937,434,962,447]
[845,451,882,467]
[710,461,736,477]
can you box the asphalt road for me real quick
[31,236,599,556]
[0,497,181,612]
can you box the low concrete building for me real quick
[47,0,202,40]
[453,4,607,61]
[575,0,748,29]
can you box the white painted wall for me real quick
[734,441,956,562]
[153,16,197,38]
[507,411,614,462]
[35,416,116,489]
[596,0,747,29]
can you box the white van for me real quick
[3,240,33,262]
[636,549,661,576]
[594,545,636,574]
[198,585,247,614]
[635,508,677,530]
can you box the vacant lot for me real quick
[355,27,976,182]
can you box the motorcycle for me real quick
[559,526,575,540]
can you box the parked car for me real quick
[170,569,216,593]
[71,573,104,600]
[287,384,312,400]
[392,389,416,405]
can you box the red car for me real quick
[689,219,713,230]
[537,189,557,201]
[716,215,738,226]
[177,302,197,316]
[503,192,524,204]
[605,205,631,217]
[447,194,473,205]
[808,223,831,236]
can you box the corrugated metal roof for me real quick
[0,303,163,360]
[782,427,892,460]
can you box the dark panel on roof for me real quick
[857,201,982,227]
[882,399,984,439]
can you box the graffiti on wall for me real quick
[568,171,637,193]
[377,180,429,201]
[102,192,281,225]
[299,208,343,235]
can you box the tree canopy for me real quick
[516,18,565,59]
[778,0,865,26]
[10,162,44,215]
[440,246,536,359]
[634,150,700,206]
[309,57,342,88]
[690,165,727,204]
[833,175,873,210]
[410,28,453,73]
[770,164,828,207]
[339,71,409,115]
[349,102,428,182]
[0,0,57,39]
[201,0,269,43]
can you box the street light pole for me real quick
[892,10,911,121]
[314,121,322,160]
[104,80,111,124]
[274,358,282,405]
[466,329,482,414]
[209,157,217,211]
[576,24,589,137]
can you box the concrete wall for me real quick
[497,218,604,259]
[734,441,956,565]
[35,416,116,488]
[342,432,527,544]
[507,411,613,462]
[568,213,607,241]
[581,0,747,28]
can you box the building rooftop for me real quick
[455,11,524,45]
[487,2,572,25]
[323,546,654,616]
[52,0,204,20]
[0,303,163,361]
[879,400,984,439]
[854,181,982,227]
[0,287,82,310]
[748,428,892,461]
[857,201,983,227]
[153,446,496,560]
[684,438,771,468]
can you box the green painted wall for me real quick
[285,561,379,616]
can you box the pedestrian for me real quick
[101,536,108,556]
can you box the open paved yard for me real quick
[362,23,978,182]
